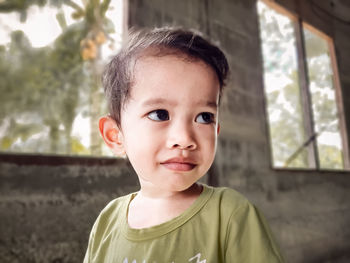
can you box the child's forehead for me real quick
[129,47,220,88]
[133,51,212,79]
[132,54,218,88]
[127,54,220,105]
[136,48,198,67]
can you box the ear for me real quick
[217,123,221,135]
[99,116,126,156]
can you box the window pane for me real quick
[257,1,309,168]
[0,1,123,156]
[304,28,344,169]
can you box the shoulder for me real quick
[210,186,267,226]
[206,185,252,214]
[210,185,249,203]
[84,193,135,262]
[206,187,285,262]
[199,184,259,230]
[91,193,134,237]
[100,193,132,217]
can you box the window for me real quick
[257,0,349,170]
[0,0,125,156]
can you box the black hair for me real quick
[102,27,229,127]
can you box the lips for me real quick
[161,157,197,171]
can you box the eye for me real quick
[196,112,215,124]
[147,109,169,121]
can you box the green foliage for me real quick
[0,0,67,13]
[268,78,309,168]
[0,27,87,153]
[0,0,47,12]
[71,137,89,154]
[258,1,344,169]
[258,2,308,167]
[0,0,116,155]
[1,136,13,150]
[56,11,67,30]
[0,0,64,22]
[318,144,343,169]
[100,0,112,17]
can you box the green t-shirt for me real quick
[84,185,284,263]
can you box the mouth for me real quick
[160,157,197,172]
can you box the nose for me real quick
[166,120,197,150]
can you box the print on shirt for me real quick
[122,253,206,263]
[189,253,206,263]
[123,259,146,263]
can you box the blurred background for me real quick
[1,0,350,262]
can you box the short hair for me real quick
[102,27,230,127]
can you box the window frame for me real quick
[258,0,350,170]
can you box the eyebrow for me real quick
[141,98,218,109]
[205,101,218,109]
[141,98,174,107]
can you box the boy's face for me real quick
[103,54,220,196]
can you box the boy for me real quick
[84,27,284,263]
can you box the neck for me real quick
[137,183,203,200]
[127,183,203,229]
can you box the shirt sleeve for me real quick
[83,222,96,263]
[224,201,285,262]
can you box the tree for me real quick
[258,2,308,167]
[0,0,116,155]
[257,1,343,169]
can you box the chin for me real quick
[165,179,200,193]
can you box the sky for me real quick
[0,0,123,56]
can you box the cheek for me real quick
[123,128,159,156]
[198,126,217,153]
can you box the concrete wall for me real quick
[1,0,350,262]
[0,156,138,262]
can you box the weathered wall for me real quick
[1,0,350,262]
[0,156,138,262]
